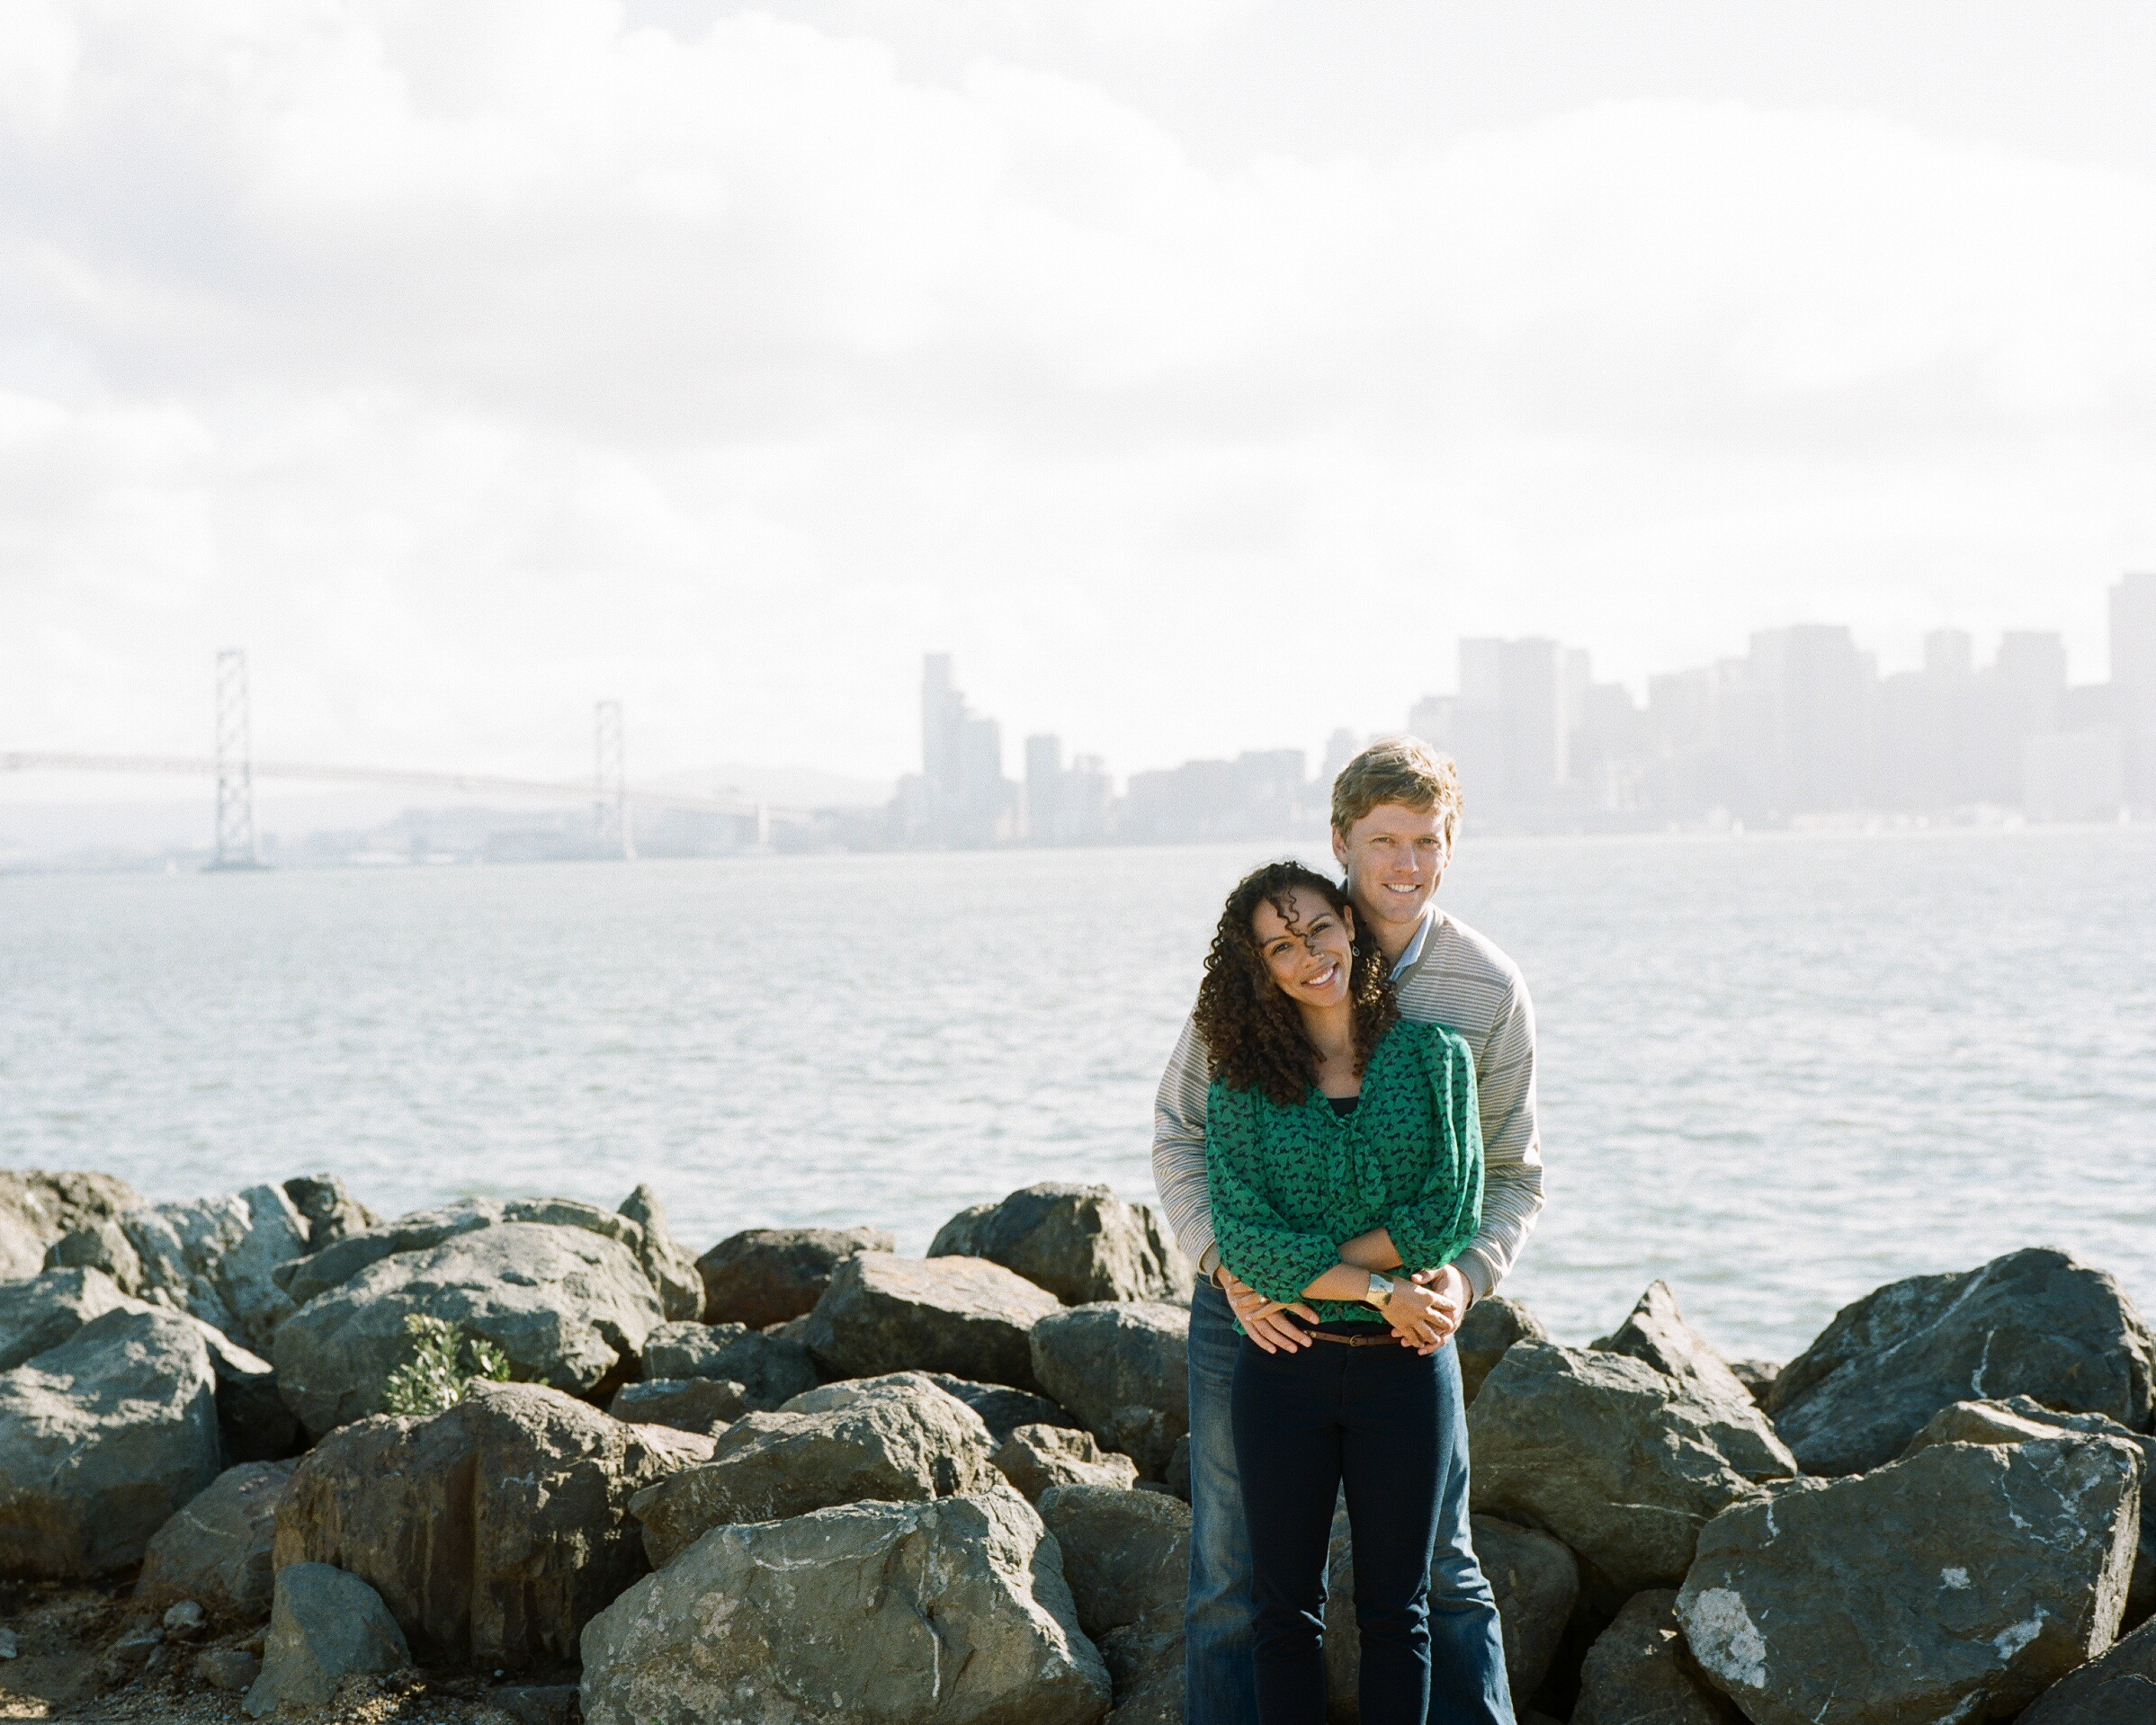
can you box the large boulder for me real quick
[629,1372,1000,1569]
[0,1265,132,1369]
[1457,1294,1548,1405]
[2017,1613,2156,1725]
[242,1563,411,1719]
[0,1169,138,1281]
[800,1251,1061,1392]
[281,1174,380,1252]
[930,1184,1193,1306]
[1468,1341,1796,1603]
[640,1318,819,1408]
[924,1372,1086,1444]
[138,1459,295,1621]
[272,1220,666,1435]
[1676,1434,2142,1725]
[273,1381,711,1667]
[615,1184,705,1321]
[695,1224,894,1329]
[580,1490,1113,1725]
[1764,1247,2156,1477]
[1036,1484,1191,1641]
[996,1424,1140,1502]
[1029,1301,1190,1479]
[608,1377,747,1435]
[1905,1395,2156,1629]
[0,1306,220,1578]
[1594,1281,1755,1409]
[1571,1588,1740,1725]
[1324,1510,1580,1717]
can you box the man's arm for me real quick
[1454,970,1544,1302]
[1150,1015,1219,1276]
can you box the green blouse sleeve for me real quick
[1204,1081,1345,1306]
[1382,1024,1486,1274]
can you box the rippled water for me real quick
[4,828,2152,1363]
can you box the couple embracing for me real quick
[1151,737,1546,1725]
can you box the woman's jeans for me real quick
[1185,1276,1514,1725]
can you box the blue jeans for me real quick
[1185,1277,1515,1725]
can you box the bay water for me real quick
[4,827,2152,1363]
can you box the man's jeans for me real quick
[1185,1276,1516,1725]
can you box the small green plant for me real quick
[380,1314,513,1417]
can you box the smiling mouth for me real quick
[1384,882,1421,895]
[1304,961,1340,989]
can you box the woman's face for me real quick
[1250,888,1356,1010]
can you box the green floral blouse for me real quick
[1204,1017,1484,1324]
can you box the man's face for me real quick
[1332,801,1450,937]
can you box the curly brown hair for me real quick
[1194,861,1398,1108]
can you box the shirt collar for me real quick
[1389,905,1438,979]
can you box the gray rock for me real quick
[580,1490,1112,1725]
[1164,1435,1191,1502]
[281,1175,380,1251]
[0,1169,139,1281]
[1730,1359,1779,1404]
[996,1423,1141,1502]
[1468,1341,1796,1604]
[1764,1246,2156,1477]
[138,1459,296,1620]
[44,1215,146,1294]
[97,1616,165,1687]
[1099,1612,1183,1725]
[1572,1588,1739,1725]
[1030,1301,1191,1479]
[1677,1434,2142,1725]
[1904,1395,2156,1629]
[493,1682,583,1725]
[80,1185,312,1355]
[164,1599,207,1638]
[923,1372,1086,1444]
[629,1372,999,1569]
[640,1318,819,1407]
[243,1562,411,1718]
[2017,1613,2156,1725]
[608,1376,747,1435]
[929,1184,1194,1306]
[801,1250,1061,1392]
[1323,1510,1579,1717]
[196,1647,264,1693]
[1457,1294,1549,1405]
[273,1381,712,1667]
[695,1224,895,1330]
[0,1265,131,1369]
[616,1184,705,1321]
[0,1306,220,1577]
[1036,1483,1191,1641]
[272,1220,666,1435]
[1594,1281,1756,1408]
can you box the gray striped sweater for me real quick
[1150,906,1544,1303]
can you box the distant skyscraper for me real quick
[921,654,965,799]
[1747,625,1872,812]
[1024,733,1060,843]
[1454,637,1562,808]
[2113,574,2156,730]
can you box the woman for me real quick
[1198,860,1483,1725]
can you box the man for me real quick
[1152,736,1545,1725]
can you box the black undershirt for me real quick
[1328,1095,1360,1118]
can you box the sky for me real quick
[4,0,2155,796]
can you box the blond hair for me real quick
[1330,735,1463,844]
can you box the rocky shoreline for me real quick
[1,1167,2151,1724]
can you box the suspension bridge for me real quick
[1,649,812,866]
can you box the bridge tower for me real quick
[594,701,634,860]
[210,648,263,870]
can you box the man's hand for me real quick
[1215,1265,1318,1354]
[1391,1264,1472,1354]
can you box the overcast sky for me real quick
[4,0,2154,792]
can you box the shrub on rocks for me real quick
[138,1459,295,1621]
[640,1318,819,1407]
[2017,1613,2156,1724]
[1571,1588,1740,1725]
[0,1306,220,1578]
[929,1184,1194,1306]
[1324,1510,1580,1716]
[273,1381,712,1667]
[1676,1433,2143,1725]
[995,1424,1140,1502]
[580,1490,1113,1725]
[608,1376,746,1435]
[695,1224,894,1329]
[629,1372,999,1568]
[0,1169,139,1281]
[272,1220,666,1435]
[1764,1246,2156,1477]
[242,1562,411,1719]
[1456,1294,1548,1405]
[1593,1281,1755,1408]
[799,1250,1061,1392]
[1468,1341,1796,1603]
[1029,1300,1191,1479]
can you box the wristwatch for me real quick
[1365,1272,1395,1309]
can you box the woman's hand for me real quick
[1385,1265,1471,1354]
[1216,1265,1319,1354]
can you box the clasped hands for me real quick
[1217,1258,1470,1356]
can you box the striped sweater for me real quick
[1151,905,1543,1303]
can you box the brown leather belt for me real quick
[1306,1329,1397,1348]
